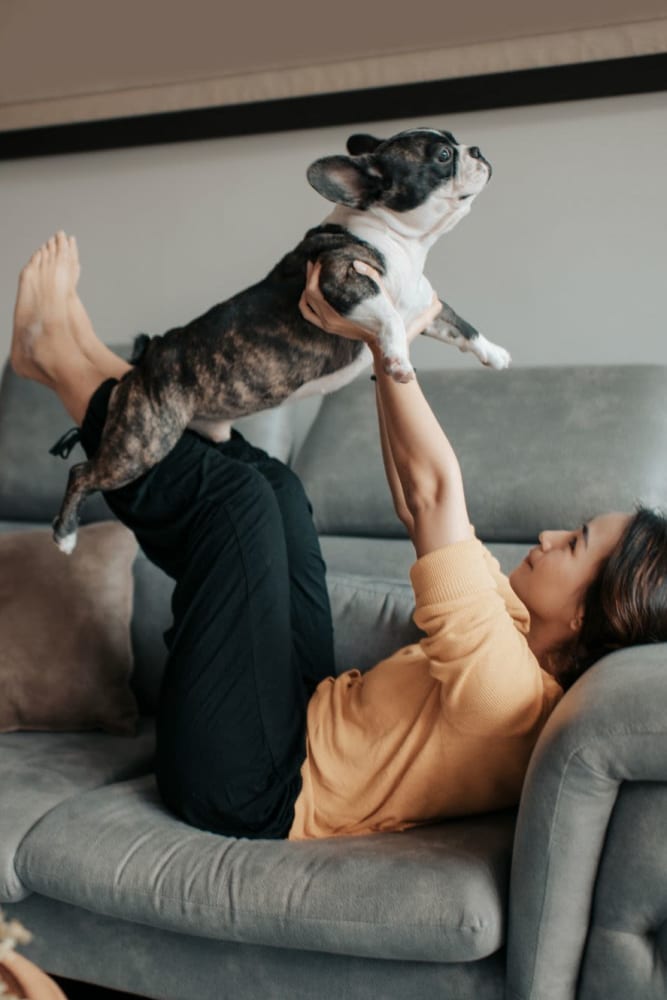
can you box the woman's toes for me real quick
[68,236,81,282]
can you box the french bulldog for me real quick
[52,126,510,552]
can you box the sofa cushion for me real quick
[4,894,506,1000]
[0,721,155,902]
[294,365,667,542]
[0,522,139,735]
[15,775,515,963]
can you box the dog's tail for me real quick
[130,333,152,365]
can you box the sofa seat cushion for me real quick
[0,720,155,902]
[16,775,515,964]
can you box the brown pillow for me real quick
[0,522,139,735]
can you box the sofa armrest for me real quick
[506,643,667,1000]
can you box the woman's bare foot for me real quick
[11,232,80,387]
[11,232,110,424]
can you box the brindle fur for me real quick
[53,226,387,546]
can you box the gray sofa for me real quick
[1,357,666,1000]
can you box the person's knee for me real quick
[266,461,313,515]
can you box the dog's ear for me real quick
[307,155,384,208]
[346,133,384,155]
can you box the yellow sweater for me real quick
[288,536,563,840]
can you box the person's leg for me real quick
[221,437,334,696]
[12,233,307,837]
[77,378,308,837]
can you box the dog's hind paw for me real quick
[53,522,77,554]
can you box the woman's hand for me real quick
[299,261,374,343]
[299,260,442,346]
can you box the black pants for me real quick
[79,379,335,839]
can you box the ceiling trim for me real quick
[0,53,665,161]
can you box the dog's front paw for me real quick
[482,344,512,370]
[467,334,511,371]
[383,355,415,383]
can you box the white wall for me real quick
[1,90,666,374]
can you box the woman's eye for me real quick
[438,148,451,161]
[569,536,577,552]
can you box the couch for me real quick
[0,356,666,1000]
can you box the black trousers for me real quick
[79,379,335,839]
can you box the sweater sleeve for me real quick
[410,537,554,736]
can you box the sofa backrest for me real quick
[2,358,665,541]
[294,364,667,542]
[2,358,666,714]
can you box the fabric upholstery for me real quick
[0,521,138,735]
[16,774,515,963]
[294,365,667,541]
[0,720,155,901]
[506,643,667,1000]
[4,895,506,1000]
[320,535,529,579]
[0,365,113,524]
[577,782,667,1000]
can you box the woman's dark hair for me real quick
[557,506,667,690]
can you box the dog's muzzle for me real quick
[468,145,492,179]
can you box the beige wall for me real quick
[1,90,666,375]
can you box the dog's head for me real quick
[307,127,491,233]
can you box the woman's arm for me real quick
[370,345,472,556]
[300,261,473,557]
[373,381,415,536]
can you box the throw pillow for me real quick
[0,522,139,734]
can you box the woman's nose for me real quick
[539,531,553,551]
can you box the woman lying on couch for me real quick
[10,231,667,842]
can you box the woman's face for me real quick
[509,512,631,632]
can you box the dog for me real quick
[52,126,510,552]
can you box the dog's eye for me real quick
[437,147,452,162]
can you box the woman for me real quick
[11,232,667,841]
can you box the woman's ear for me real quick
[569,606,585,633]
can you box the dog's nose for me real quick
[469,146,482,159]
